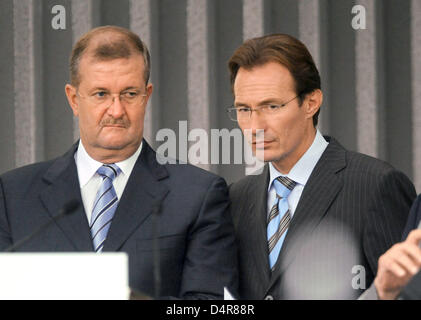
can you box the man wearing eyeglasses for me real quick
[227,34,416,299]
[0,26,238,299]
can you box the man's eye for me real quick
[237,107,251,113]
[94,91,108,98]
[268,104,281,110]
[122,91,139,99]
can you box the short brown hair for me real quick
[69,25,151,87]
[228,33,321,126]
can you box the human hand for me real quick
[374,229,421,300]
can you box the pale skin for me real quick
[233,61,323,174]
[374,229,421,299]
[65,53,153,164]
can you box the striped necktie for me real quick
[267,176,296,271]
[90,164,121,252]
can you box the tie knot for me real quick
[97,164,121,181]
[274,176,296,198]
[276,176,296,190]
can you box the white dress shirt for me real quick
[267,130,329,219]
[74,140,143,224]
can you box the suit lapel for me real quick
[266,137,346,294]
[39,143,93,251]
[241,166,271,293]
[104,141,170,251]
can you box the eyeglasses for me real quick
[77,89,147,108]
[227,95,300,122]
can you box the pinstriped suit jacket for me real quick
[229,136,416,299]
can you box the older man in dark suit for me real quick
[227,34,416,300]
[0,26,238,299]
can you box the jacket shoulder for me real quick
[327,137,407,177]
[152,145,226,187]
[344,149,414,187]
[229,167,267,199]
[1,160,54,184]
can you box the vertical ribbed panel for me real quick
[327,0,357,151]
[129,0,154,143]
[0,0,15,173]
[298,0,326,132]
[0,0,418,190]
[129,0,151,49]
[384,0,412,181]
[214,0,244,184]
[71,0,93,141]
[158,0,188,161]
[299,1,321,68]
[186,0,210,170]
[355,0,378,157]
[13,0,36,167]
[411,0,421,191]
[242,0,264,39]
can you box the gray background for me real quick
[1,0,420,191]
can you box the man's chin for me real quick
[259,153,289,165]
[252,147,282,163]
[97,139,133,151]
[97,133,141,151]
[101,144,127,151]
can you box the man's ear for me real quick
[146,83,153,98]
[304,89,323,119]
[65,84,79,116]
[143,83,153,107]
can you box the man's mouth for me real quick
[100,120,128,128]
[253,140,274,147]
[103,124,126,128]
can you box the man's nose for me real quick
[249,109,267,135]
[239,112,266,144]
[107,95,125,118]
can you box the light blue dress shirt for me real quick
[267,130,329,220]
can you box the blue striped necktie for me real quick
[267,176,296,271]
[90,164,121,252]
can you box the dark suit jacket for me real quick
[229,136,416,299]
[402,194,421,239]
[0,140,238,299]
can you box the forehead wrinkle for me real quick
[79,57,145,92]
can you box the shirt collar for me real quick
[75,140,143,187]
[268,130,328,191]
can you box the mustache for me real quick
[100,118,129,127]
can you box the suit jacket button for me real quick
[265,295,274,300]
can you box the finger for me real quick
[383,261,409,278]
[393,251,421,276]
[400,244,421,267]
[406,229,421,246]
